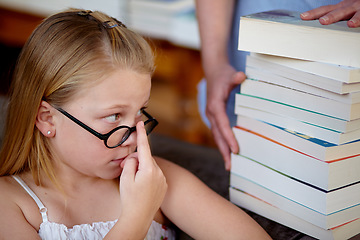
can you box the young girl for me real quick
[0,9,271,239]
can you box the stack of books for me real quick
[127,0,199,49]
[229,10,360,240]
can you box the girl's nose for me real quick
[121,128,137,147]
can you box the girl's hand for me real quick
[118,121,167,229]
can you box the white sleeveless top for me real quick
[12,176,176,240]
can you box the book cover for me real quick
[235,93,360,133]
[240,79,360,121]
[251,53,360,84]
[230,154,360,215]
[235,115,360,161]
[230,173,360,229]
[229,187,360,240]
[238,10,360,67]
[235,106,360,145]
[232,126,360,191]
[245,57,360,100]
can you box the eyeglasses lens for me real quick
[106,119,156,148]
[107,128,129,148]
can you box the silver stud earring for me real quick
[47,130,51,135]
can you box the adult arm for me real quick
[196,0,245,170]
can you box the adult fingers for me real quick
[232,71,246,87]
[211,123,232,170]
[348,10,360,27]
[301,1,360,26]
[318,5,357,25]
[207,100,236,170]
[300,5,338,20]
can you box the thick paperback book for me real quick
[238,10,360,67]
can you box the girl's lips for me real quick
[112,157,126,164]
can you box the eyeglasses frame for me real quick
[55,107,158,148]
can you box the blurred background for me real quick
[0,0,216,147]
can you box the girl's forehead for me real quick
[68,69,151,108]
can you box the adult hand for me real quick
[300,0,360,27]
[119,121,167,227]
[206,63,246,170]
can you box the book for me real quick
[129,0,194,14]
[229,187,360,240]
[240,78,360,121]
[232,125,360,191]
[230,173,360,229]
[251,53,360,84]
[235,93,360,133]
[127,0,199,49]
[235,106,360,145]
[245,58,360,101]
[235,9,360,239]
[238,10,360,68]
[230,154,360,215]
[235,115,360,162]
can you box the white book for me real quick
[246,55,360,95]
[235,93,360,133]
[238,10,360,68]
[230,154,360,215]
[240,79,360,121]
[128,0,196,46]
[235,115,360,162]
[233,126,360,191]
[230,173,360,229]
[251,53,360,84]
[129,0,194,14]
[128,13,172,40]
[245,63,360,103]
[235,106,360,144]
[229,187,360,240]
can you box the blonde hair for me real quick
[0,9,155,185]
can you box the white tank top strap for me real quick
[12,175,48,223]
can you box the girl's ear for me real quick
[36,101,56,137]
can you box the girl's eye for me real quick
[136,108,145,121]
[105,113,121,122]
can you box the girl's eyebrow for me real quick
[102,104,128,111]
[101,96,150,111]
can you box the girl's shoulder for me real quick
[0,176,41,238]
[0,175,29,211]
[0,175,36,199]
[0,175,43,233]
[0,175,20,197]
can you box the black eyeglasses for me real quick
[55,107,158,148]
